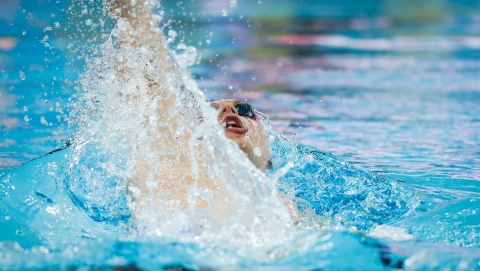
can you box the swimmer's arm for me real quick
[109,0,175,100]
[109,1,193,204]
[110,0,164,48]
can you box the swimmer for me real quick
[109,0,296,221]
[210,99,272,172]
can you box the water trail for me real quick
[67,0,296,253]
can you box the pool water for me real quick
[1,0,480,270]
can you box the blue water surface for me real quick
[1,0,480,270]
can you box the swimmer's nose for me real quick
[219,102,238,117]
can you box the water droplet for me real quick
[24,115,30,122]
[46,206,60,215]
[85,19,92,26]
[253,147,262,157]
[40,116,49,126]
[19,71,26,80]
[168,29,177,40]
[177,43,187,50]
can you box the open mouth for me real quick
[221,114,248,134]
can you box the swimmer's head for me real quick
[211,99,271,171]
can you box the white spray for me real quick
[68,0,297,256]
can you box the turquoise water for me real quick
[1,0,480,270]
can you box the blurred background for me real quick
[1,0,479,180]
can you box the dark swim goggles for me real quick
[235,103,255,119]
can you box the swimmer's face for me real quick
[210,99,271,171]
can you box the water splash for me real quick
[66,0,295,254]
[266,122,425,231]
